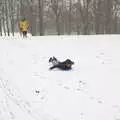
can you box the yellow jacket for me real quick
[19,20,29,32]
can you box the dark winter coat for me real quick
[49,59,74,70]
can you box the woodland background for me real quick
[0,0,120,36]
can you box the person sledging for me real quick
[49,56,74,70]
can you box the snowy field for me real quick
[0,34,120,120]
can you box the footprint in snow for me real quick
[57,83,71,90]
[89,96,95,100]
[39,76,46,79]
[100,52,104,55]
[76,80,86,91]
[97,100,103,104]
[63,86,70,90]
[89,96,104,104]
[57,83,62,86]
[35,89,47,99]
[9,112,15,119]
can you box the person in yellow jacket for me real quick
[19,18,29,37]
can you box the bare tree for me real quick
[28,0,36,36]
[2,3,6,36]
[68,0,72,34]
[93,0,104,34]
[104,0,113,34]
[5,0,10,36]
[0,0,3,36]
[82,0,92,34]
[51,0,61,35]
[61,0,65,34]
[8,0,15,36]
[111,0,120,34]
[38,0,44,36]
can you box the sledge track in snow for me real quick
[0,95,15,120]
[0,77,57,120]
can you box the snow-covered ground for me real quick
[0,35,120,120]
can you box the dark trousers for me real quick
[22,31,27,37]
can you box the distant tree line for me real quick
[0,0,120,36]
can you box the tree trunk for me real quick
[61,0,65,34]
[17,0,20,33]
[68,0,72,35]
[5,0,10,36]
[20,0,25,18]
[11,0,15,36]
[56,14,60,35]
[1,3,6,36]
[38,0,44,36]
[94,0,101,34]
[112,16,118,34]
[29,0,36,36]
[104,0,112,34]
[0,0,2,36]
[8,0,14,36]
[75,9,80,35]
[83,1,89,35]
[2,18,6,36]
[0,19,2,36]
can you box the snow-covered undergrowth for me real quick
[0,35,120,120]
